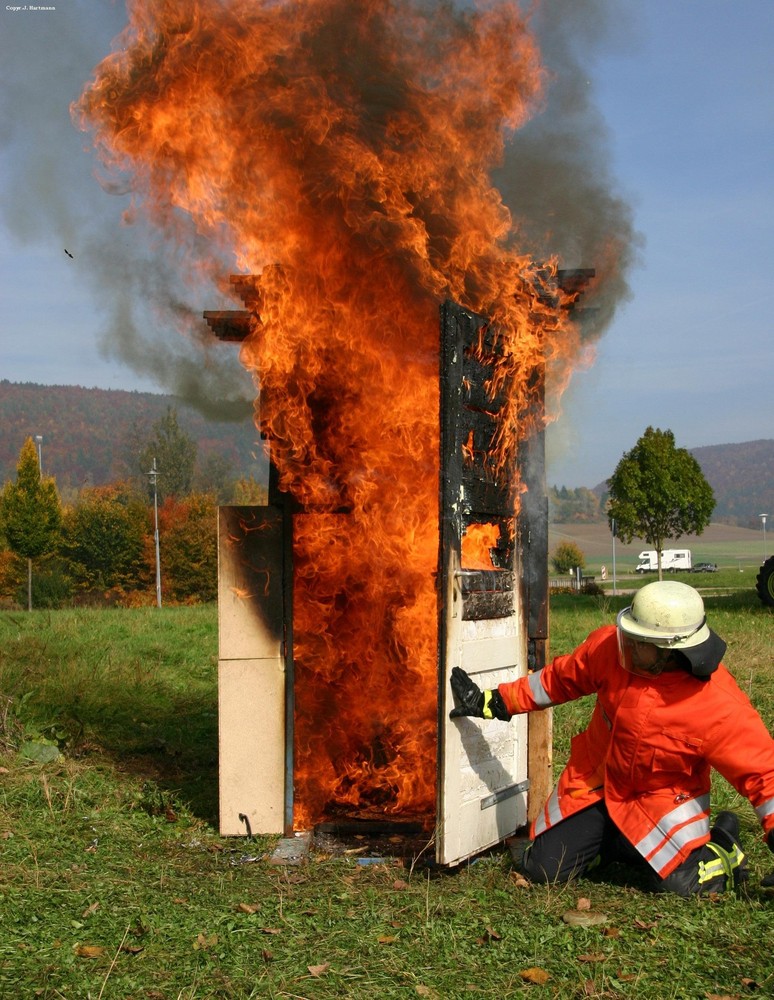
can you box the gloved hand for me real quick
[449,666,511,721]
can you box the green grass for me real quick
[1,601,773,998]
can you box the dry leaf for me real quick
[519,967,551,985]
[577,952,606,963]
[81,902,100,918]
[308,962,330,977]
[632,918,658,931]
[484,927,502,942]
[576,897,592,910]
[415,987,439,998]
[75,944,105,959]
[236,902,260,914]
[562,909,608,927]
[193,933,218,951]
[261,927,282,935]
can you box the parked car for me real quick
[691,562,718,573]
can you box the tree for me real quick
[607,427,715,580]
[61,484,149,595]
[138,407,197,502]
[158,492,217,603]
[193,452,236,503]
[232,475,269,505]
[551,541,585,574]
[0,438,62,609]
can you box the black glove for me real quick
[449,667,511,721]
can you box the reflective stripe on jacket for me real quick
[498,625,774,878]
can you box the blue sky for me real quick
[1,1,772,488]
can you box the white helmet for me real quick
[617,581,726,677]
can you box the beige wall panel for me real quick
[219,658,285,835]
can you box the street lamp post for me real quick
[760,514,769,562]
[148,459,162,608]
[34,434,43,475]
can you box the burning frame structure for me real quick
[206,271,592,867]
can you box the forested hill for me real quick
[0,380,267,489]
[581,439,774,528]
[687,439,774,526]
[3,382,773,527]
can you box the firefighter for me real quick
[449,580,774,896]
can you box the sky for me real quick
[1,0,772,488]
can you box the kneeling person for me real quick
[449,581,774,896]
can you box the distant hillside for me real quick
[3,383,772,528]
[590,439,774,530]
[0,381,268,489]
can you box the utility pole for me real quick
[148,459,162,607]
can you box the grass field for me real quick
[1,599,773,999]
[549,520,769,590]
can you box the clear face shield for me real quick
[616,607,706,678]
[617,627,672,677]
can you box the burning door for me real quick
[436,301,542,866]
[216,298,549,864]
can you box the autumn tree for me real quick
[607,427,715,580]
[0,437,62,609]
[551,541,586,574]
[61,484,150,595]
[549,486,602,523]
[158,492,217,603]
[138,407,197,502]
[232,475,269,505]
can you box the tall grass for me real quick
[0,598,772,998]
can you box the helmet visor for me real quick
[617,626,675,677]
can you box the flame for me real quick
[73,0,583,829]
[461,523,501,571]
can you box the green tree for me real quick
[138,407,197,502]
[0,438,62,610]
[61,484,149,594]
[551,541,586,574]
[193,452,236,503]
[232,475,269,505]
[607,427,715,580]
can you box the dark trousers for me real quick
[519,801,739,896]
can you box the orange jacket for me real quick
[498,625,774,878]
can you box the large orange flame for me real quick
[74,0,582,828]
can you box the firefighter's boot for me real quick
[701,811,749,893]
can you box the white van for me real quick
[635,549,692,573]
